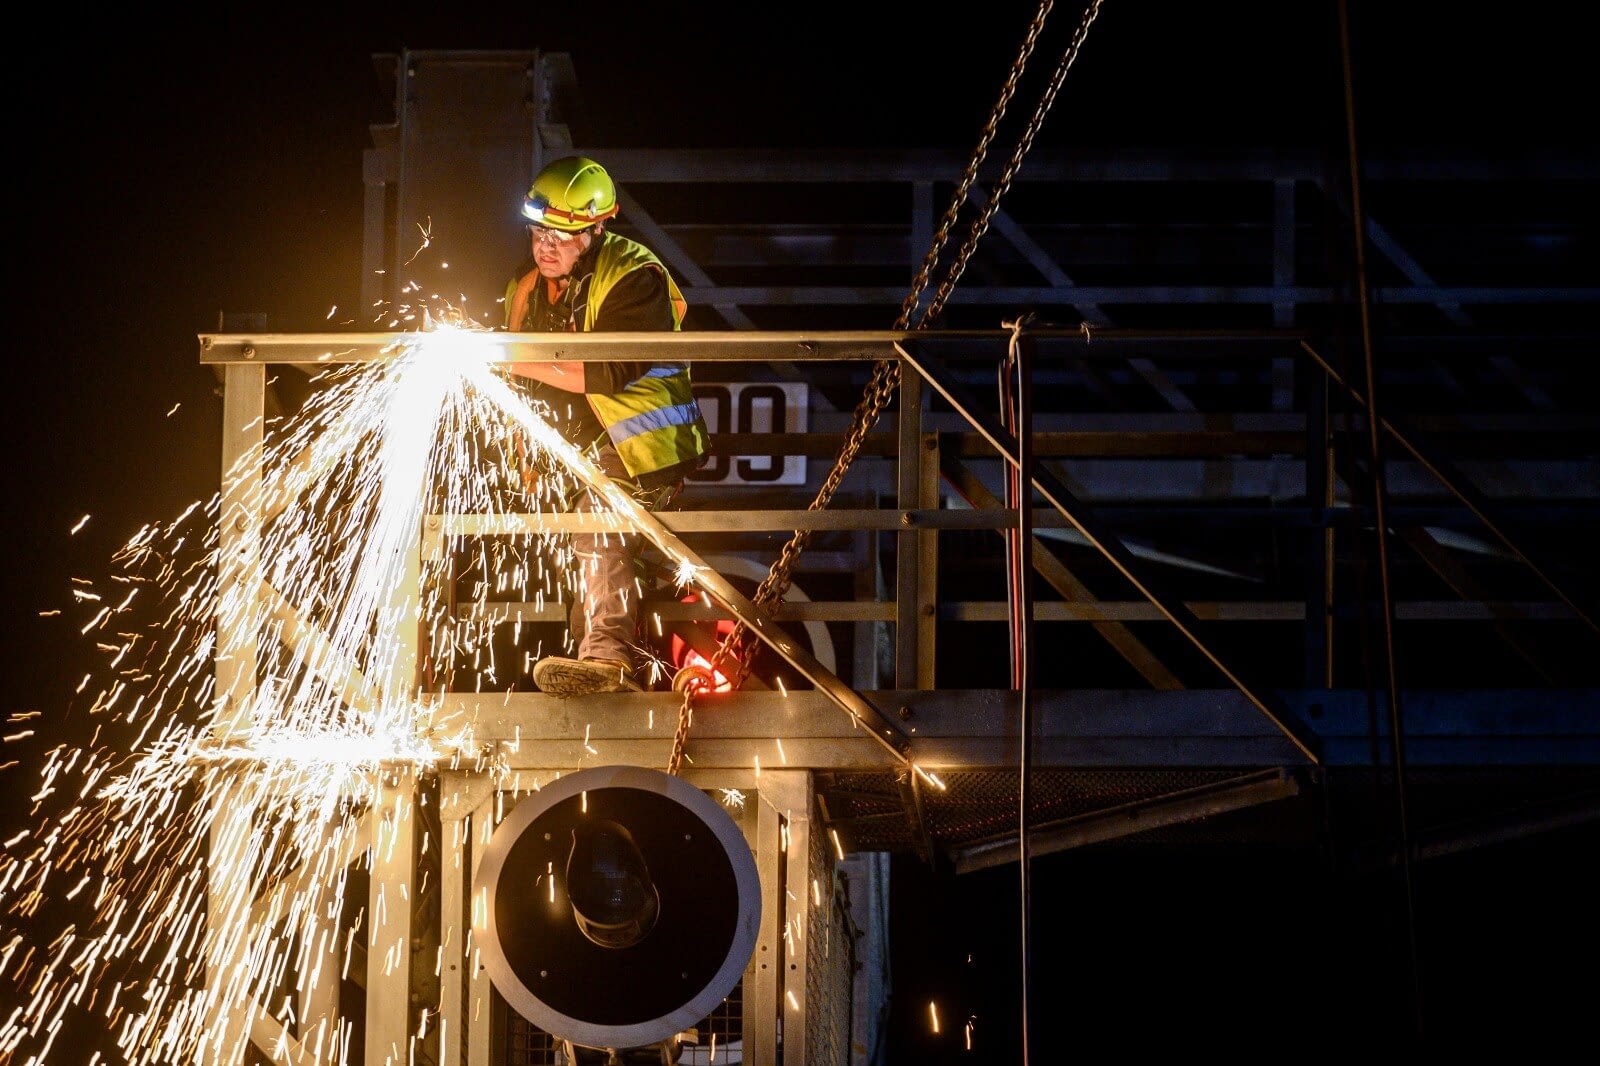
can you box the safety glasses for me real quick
[527,224,585,247]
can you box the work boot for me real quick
[533,656,643,697]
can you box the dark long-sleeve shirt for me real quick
[507,250,675,453]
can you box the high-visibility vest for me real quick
[506,233,709,480]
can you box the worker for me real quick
[503,155,710,697]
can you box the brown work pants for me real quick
[570,444,680,670]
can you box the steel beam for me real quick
[438,688,1600,770]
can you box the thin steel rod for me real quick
[1338,0,1421,1034]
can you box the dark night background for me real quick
[5,2,1596,1060]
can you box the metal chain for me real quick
[921,0,1105,329]
[667,688,693,775]
[667,0,1108,771]
[728,3,1061,662]
[895,0,1062,335]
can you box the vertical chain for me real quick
[667,688,694,776]
[668,1,1109,769]
[895,0,1060,335]
[921,1,1105,329]
[724,4,1061,669]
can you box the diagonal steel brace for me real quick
[895,339,1322,764]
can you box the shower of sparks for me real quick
[717,788,746,810]
[0,320,699,1065]
[928,1000,941,1034]
[913,764,948,791]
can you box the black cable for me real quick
[1002,315,1036,1063]
[1337,0,1423,1034]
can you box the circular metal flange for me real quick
[475,764,761,1050]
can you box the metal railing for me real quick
[199,326,1600,774]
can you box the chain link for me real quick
[667,688,694,775]
[921,1,1105,330]
[895,0,1060,335]
[667,0,1108,772]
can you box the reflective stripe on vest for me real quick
[580,235,708,479]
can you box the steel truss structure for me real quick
[191,48,1598,1065]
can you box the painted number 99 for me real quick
[690,383,808,486]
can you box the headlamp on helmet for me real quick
[520,155,620,233]
[521,195,551,224]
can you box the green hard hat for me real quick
[521,156,619,232]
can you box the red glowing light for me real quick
[670,592,738,693]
